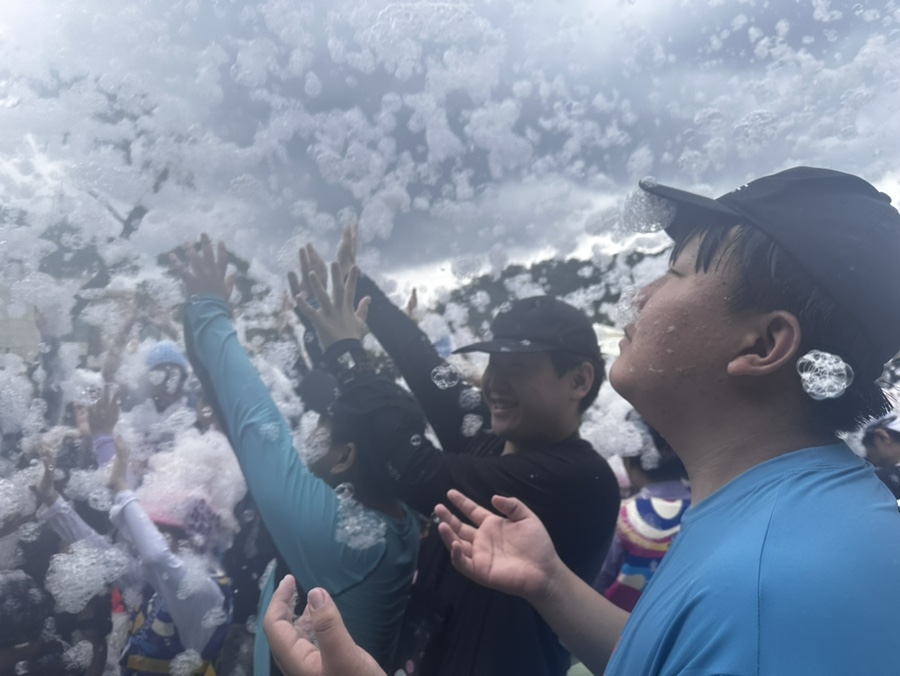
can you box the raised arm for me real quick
[327,227,489,453]
[176,235,381,594]
[436,489,629,674]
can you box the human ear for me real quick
[727,311,802,378]
[570,362,595,400]
[330,442,357,474]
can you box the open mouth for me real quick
[490,398,518,411]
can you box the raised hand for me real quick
[335,224,358,283]
[88,383,120,436]
[170,233,236,300]
[288,245,329,307]
[291,262,370,350]
[435,489,565,605]
[405,288,418,319]
[263,575,386,676]
[31,450,60,507]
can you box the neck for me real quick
[658,397,836,504]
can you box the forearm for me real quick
[184,296,363,591]
[37,495,109,547]
[531,564,630,674]
[356,275,484,451]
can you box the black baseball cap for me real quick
[640,167,900,366]
[454,296,602,364]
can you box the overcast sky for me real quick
[1,0,898,299]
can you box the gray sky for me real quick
[1,0,898,299]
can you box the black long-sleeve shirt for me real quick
[349,276,621,676]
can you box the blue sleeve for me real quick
[182,295,384,595]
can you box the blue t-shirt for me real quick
[606,443,900,676]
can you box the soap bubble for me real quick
[431,364,461,390]
[202,606,229,629]
[458,388,482,410]
[614,286,642,328]
[63,641,94,671]
[409,434,423,447]
[45,540,128,613]
[461,414,483,437]
[796,350,854,400]
[334,482,387,550]
[622,182,677,233]
[170,649,204,676]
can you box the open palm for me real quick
[435,489,564,604]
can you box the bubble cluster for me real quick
[461,414,484,437]
[202,606,229,629]
[796,350,854,400]
[458,388,482,410]
[431,364,461,390]
[614,286,642,328]
[622,183,677,233]
[334,482,387,550]
[170,649,204,676]
[45,540,128,613]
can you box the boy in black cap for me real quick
[287,235,620,676]
[432,166,900,676]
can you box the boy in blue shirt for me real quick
[433,167,900,676]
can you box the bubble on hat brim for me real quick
[622,181,677,233]
[431,364,461,390]
[796,350,854,400]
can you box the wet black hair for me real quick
[549,350,605,413]
[324,379,428,505]
[668,220,892,434]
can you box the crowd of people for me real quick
[2,166,900,676]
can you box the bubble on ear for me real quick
[622,182,677,233]
[796,350,854,400]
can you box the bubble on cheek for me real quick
[147,370,165,386]
[622,183,677,233]
[796,350,854,400]
[614,286,642,328]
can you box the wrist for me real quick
[526,556,569,611]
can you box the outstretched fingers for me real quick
[446,488,496,527]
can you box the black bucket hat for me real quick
[640,166,900,367]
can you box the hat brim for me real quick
[453,338,559,355]
[639,180,741,230]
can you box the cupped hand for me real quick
[435,489,565,606]
[263,575,386,676]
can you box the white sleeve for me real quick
[37,495,108,548]
[37,494,143,588]
[110,491,227,655]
